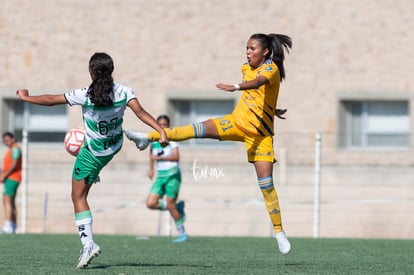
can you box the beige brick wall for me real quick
[1,0,413,164]
[0,0,413,238]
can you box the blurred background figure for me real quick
[0,132,22,234]
[146,115,188,243]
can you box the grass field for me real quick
[0,234,413,274]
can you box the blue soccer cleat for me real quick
[172,233,189,243]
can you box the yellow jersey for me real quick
[232,59,280,136]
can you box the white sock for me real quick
[76,217,93,246]
[176,220,186,235]
[159,199,167,210]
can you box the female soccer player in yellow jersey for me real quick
[125,33,292,255]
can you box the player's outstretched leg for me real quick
[124,130,150,150]
[124,122,208,150]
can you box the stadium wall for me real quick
[0,0,413,239]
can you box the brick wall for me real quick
[1,0,413,238]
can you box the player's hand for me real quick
[148,169,155,180]
[159,129,168,147]
[275,109,287,120]
[16,89,29,99]
[149,155,159,161]
[216,83,236,92]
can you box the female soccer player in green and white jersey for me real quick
[146,115,188,243]
[16,52,167,269]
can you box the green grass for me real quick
[0,234,413,274]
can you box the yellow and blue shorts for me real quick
[212,114,275,163]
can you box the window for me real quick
[169,99,235,147]
[7,99,68,143]
[339,100,410,149]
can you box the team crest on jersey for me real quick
[264,66,273,72]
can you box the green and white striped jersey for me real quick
[151,141,179,171]
[65,83,136,157]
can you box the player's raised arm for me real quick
[16,89,67,106]
[216,75,269,92]
[127,98,168,145]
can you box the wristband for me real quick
[233,84,240,90]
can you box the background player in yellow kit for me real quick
[126,33,292,254]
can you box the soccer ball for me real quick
[64,128,85,156]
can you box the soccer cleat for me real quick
[275,231,291,255]
[76,242,101,269]
[176,200,186,222]
[124,129,150,151]
[172,233,189,243]
[0,226,14,234]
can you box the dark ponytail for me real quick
[249,33,292,81]
[87,52,114,107]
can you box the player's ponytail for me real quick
[87,52,114,107]
[250,33,292,81]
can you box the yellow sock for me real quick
[258,176,283,233]
[148,122,206,141]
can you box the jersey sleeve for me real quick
[11,147,21,160]
[124,86,137,103]
[241,63,249,79]
[259,62,279,85]
[64,87,88,106]
[169,141,179,149]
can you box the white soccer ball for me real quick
[64,128,85,156]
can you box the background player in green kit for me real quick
[16,52,167,268]
[0,132,22,234]
[146,115,188,243]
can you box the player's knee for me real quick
[146,200,158,209]
[71,191,85,205]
